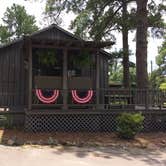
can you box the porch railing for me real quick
[0,88,165,111]
[31,88,166,111]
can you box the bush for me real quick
[0,115,13,129]
[160,83,166,90]
[116,112,144,139]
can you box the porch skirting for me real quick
[25,111,166,132]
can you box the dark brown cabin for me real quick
[0,24,166,132]
[0,24,113,115]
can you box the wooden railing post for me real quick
[28,39,32,111]
[145,89,149,111]
[63,49,68,110]
[160,90,163,110]
[96,50,100,109]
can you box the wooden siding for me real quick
[0,42,25,107]
[31,27,76,41]
[0,26,109,109]
[99,54,109,89]
[30,27,109,91]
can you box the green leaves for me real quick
[71,50,92,68]
[37,49,57,66]
[151,35,166,89]
[160,83,166,90]
[109,49,136,85]
[0,26,11,44]
[70,10,92,39]
[116,113,144,139]
[0,3,38,44]
[43,0,166,41]
[156,39,166,67]
[147,1,166,38]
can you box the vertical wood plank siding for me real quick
[31,28,75,40]
[31,27,109,92]
[0,27,109,110]
[0,42,24,108]
[104,56,109,89]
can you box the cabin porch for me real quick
[0,37,166,132]
[26,38,113,112]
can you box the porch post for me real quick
[63,49,68,110]
[28,39,32,110]
[96,50,100,109]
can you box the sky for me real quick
[0,0,164,72]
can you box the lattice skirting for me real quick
[25,112,166,132]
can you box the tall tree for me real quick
[109,50,136,85]
[43,0,165,88]
[136,0,148,89]
[122,0,129,87]
[44,0,134,88]
[0,3,38,44]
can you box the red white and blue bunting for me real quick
[71,90,93,104]
[36,89,59,104]
[36,89,93,104]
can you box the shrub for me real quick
[0,115,13,129]
[160,83,166,90]
[116,112,144,139]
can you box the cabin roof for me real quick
[0,24,114,57]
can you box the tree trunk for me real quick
[136,0,148,89]
[122,0,129,88]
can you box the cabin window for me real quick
[32,48,63,77]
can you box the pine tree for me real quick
[0,3,38,44]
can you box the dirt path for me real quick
[0,145,166,166]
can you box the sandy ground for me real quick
[0,145,166,166]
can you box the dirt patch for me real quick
[0,129,166,149]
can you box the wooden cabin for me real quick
[0,24,116,131]
[0,24,114,110]
[0,24,165,132]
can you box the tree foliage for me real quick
[109,64,136,85]
[43,0,166,89]
[150,35,166,89]
[116,112,144,139]
[150,68,164,88]
[44,0,165,40]
[156,37,166,69]
[109,50,136,85]
[160,83,166,90]
[0,3,38,44]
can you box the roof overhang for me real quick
[30,38,115,50]
[0,24,114,57]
